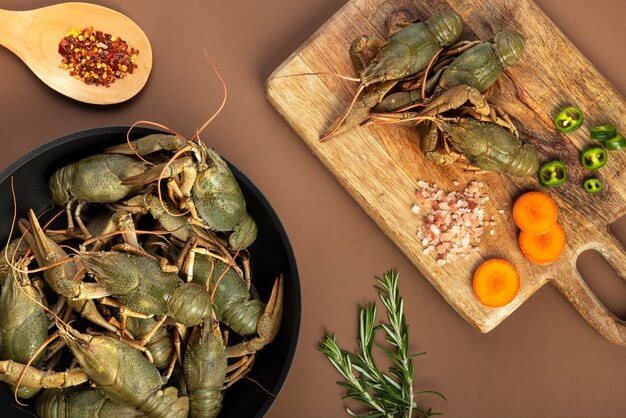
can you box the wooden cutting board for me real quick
[266,0,626,344]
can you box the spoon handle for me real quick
[0,9,29,58]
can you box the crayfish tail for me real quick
[140,386,189,418]
[184,319,227,418]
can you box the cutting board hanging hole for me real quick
[576,249,626,319]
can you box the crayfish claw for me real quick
[103,134,188,156]
[225,275,283,358]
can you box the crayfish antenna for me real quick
[421,48,443,101]
[192,46,228,142]
[13,331,59,406]
[273,71,360,83]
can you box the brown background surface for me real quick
[1,1,625,417]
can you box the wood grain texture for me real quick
[0,3,152,105]
[266,0,626,344]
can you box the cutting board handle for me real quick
[552,268,626,346]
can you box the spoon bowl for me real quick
[0,2,152,104]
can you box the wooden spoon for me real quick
[0,2,152,105]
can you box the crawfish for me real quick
[183,318,227,418]
[0,267,48,398]
[321,9,464,140]
[104,134,257,244]
[58,325,189,418]
[359,9,463,87]
[371,84,538,176]
[36,386,146,418]
[48,153,151,238]
[189,255,264,335]
[374,29,526,113]
[188,252,284,358]
[76,251,212,326]
[423,116,539,176]
[49,154,150,207]
[19,209,116,332]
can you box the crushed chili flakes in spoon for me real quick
[58,26,139,87]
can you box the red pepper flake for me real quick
[58,27,139,87]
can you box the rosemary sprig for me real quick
[319,270,446,417]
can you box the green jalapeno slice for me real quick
[583,178,603,194]
[602,134,626,151]
[580,146,607,170]
[538,161,568,187]
[554,106,584,133]
[590,124,617,140]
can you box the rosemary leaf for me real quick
[319,270,445,417]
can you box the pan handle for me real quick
[551,248,626,346]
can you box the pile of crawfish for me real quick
[0,132,282,418]
[323,8,539,177]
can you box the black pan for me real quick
[0,126,300,417]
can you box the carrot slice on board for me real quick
[519,222,566,265]
[512,191,558,234]
[472,258,520,308]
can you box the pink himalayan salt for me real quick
[414,180,492,266]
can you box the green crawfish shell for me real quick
[424,9,464,47]
[492,29,525,68]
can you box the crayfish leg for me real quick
[462,105,519,138]
[224,354,255,389]
[453,159,488,174]
[99,297,154,322]
[418,85,490,118]
[72,201,91,240]
[442,39,482,57]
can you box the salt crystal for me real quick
[411,205,421,214]
[413,180,496,266]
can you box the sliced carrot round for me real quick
[472,258,520,308]
[519,222,566,265]
[512,191,558,234]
